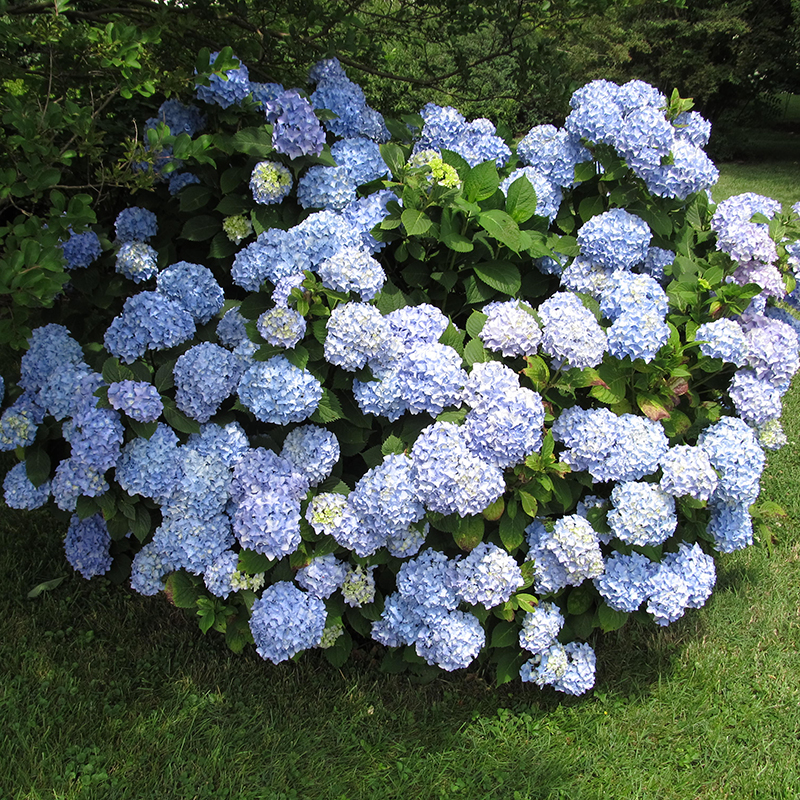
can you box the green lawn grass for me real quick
[4,160,800,799]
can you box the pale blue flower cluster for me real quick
[520,641,596,695]
[711,193,781,266]
[257,305,307,348]
[157,261,224,324]
[577,209,651,271]
[479,299,542,357]
[694,318,748,366]
[168,172,201,195]
[607,481,677,546]
[309,58,389,142]
[280,424,340,487]
[537,291,607,369]
[61,228,102,269]
[740,312,799,390]
[415,610,485,671]
[297,165,356,211]
[107,380,163,423]
[249,82,284,109]
[707,498,754,552]
[115,242,159,283]
[519,602,564,654]
[317,246,386,301]
[64,514,113,579]
[249,581,327,663]
[330,137,388,185]
[455,542,524,608]
[250,161,293,205]
[594,551,657,613]
[237,356,322,424]
[115,423,183,503]
[324,302,388,371]
[148,98,206,137]
[3,461,50,509]
[265,89,326,159]
[115,207,157,243]
[196,51,251,108]
[296,553,348,599]
[174,343,241,422]
[516,124,590,188]
[341,564,377,607]
[729,369,783,427]
[416,103,510,167]
[216,307,249,348]
[647,542,716,625]
[659,444,718,501]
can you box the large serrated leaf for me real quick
[598,602,629,632]
[24,446,51,488]
[465,310,488,339]
[380,143,407,177]
[401,208,432,237]
[180,215,221,242]
[505,175,539,223]
[473,261,521,295]
[463,161,500,202]
[477,210,522,252]
[310,389,343,424]
[164,571,202,609]
[490,621,518,649]
[381,435,405,456]
[178,184,211,213]
[463,337,490,366]
[231,127,274,157]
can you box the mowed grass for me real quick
[3,161,800,800]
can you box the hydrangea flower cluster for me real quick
[196,51,251,108]
[61,228,102,269]
[264,89,326,159]
[250,161,293,205]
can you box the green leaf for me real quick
[27,576,66,599]
[154,360,176,392]
[231,127,274,158]
[465,310,488,339]
[598,602,629,632]
[473,261,521,295]
[310,389,344,424]
[75,495,100,520]
[401,208,433,237]
[131,505,151,542]
[381,435,405,456]
[24,446,51,488]
[323,628,353,668]
[499,512,526,553]
[518,490,538,518]
[490,621,518,648]
[441,230,473,252]
[452,515,484,551]
[180,215,221,242]
[162,402,202,435]
[178,184,211,212]
[567,583,595,616]
[165,571,201,609]
[494,648,527,687]
[463,161,500,202]
[102,356,135,385]
[573,161,596,183]
[463,337,490,366]
[380,143,407,177]
[440,148,471,177]
[238,549,273,575]
[522,355,550,391]
[477,210,522,252]
[505,175,539,223]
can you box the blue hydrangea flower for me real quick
[249,581,327,664]
[317,246,386,301]
[454,542,524,608]
[174,343,241,423]
[342,190,395,253]
[756,418,788,451]
[237,356,321,424]
[296,553,348,599]
[157,261,224,324]
[519,602,564,655]
[674,111,711,147]
[694,318,748,366]
[230,448,307,559]
[411,422,506,517]
[520,641,596,695]
[217,307,249,348]
[659,445,718,501]
[707,499,754,552]
[168,172,201,195]
[663,542,716,609]
[371,592,428,648]
[104,291,196,363]
[51,457,107,511]
[152,513,233,576]
[565,80,625,146]
[341,564,377,608]
[61,229,102,269]
[196,51,251,108]
[257,306,307,349]
[632,138,719,200]
[115,242,159,283]
[645,565,691,626]
[594,551,657,612]
[516,124,590,187]
[386,523,428,559]
[107,380,163,423]
[616,106,675,167]
[280,425,339,487]
[20,324,84,392]
[741,313,800,389]
[331,138,388,185]
[150,98,206,137]
[396,549,460,611]
[115,207,158,243]
[203,550,240,599]
[64,514,113,579]
[599,271,669,321]
[130,542,175,596]
[698,416,765,506]
[729,369,783,427]
[639,246,674,283]
[462,360,523,407]
[297,166,356,211]
[537,292,607,370]
[711,193,781,266]
[38,362,95,421]
[577,209,651,271]
[529,515,604,589]
[560,256,614,298]
[324,302,389,371]
[265,89,326,158]
[115,423,183,503]
[3,461,51,510]
[479,299,542,357]
[415,610,485,671]
[250,161,293,205]
[607,481,677,546]
[606,308,670,363]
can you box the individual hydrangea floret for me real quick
[577,209,651,271]
[157,261,224,324]
[115,242,159,283]
[537,292,607,370]
[250,161,293,205]
[479,299,542,357]
[64,514,113,579]
[519,602,564,655]
[257,306,307,349]
[280,425,340,487]
[455,542,524,609]
[3,461,51,510]
[607,481,677,546]
[196,51,251,108]
[659,445,718,501]
[411,422,505,517]
[61,229,102,269]
[107,380,163,423]
[237,356,322,424]
[115,207,158,243]
[249,581,327,664]
[594,551,657,613]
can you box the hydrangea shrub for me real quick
[3,55,799,694]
